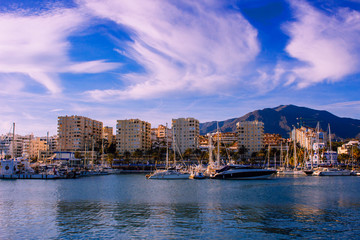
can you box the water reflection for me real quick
[1,175,360,239]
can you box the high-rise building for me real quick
[172,118,199,154]
[57,115,103,152]
[116,119,151,154]
[236,120,264,155]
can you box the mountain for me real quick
[199,105,360,140]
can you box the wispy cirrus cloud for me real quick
[81,0,260,100]
[282,0,360,88]
[0,7,119,95]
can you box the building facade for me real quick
[151,124,173,148]
[29,137,48,159]
[236,120,264,155]
[212,132,238,145]
[116,119,151,154]
[292,126,325,150]
[103,126,115,144]
[57,115,103,152]
[172,118,199,154]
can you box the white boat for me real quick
[211,165,276,180]
[350,170,360,176]
[147,123,190,180]
[147,167,190,179]
[189,165,207,179]
[277,169,307,176]
[0,159,63,179]
[313,168,351,176]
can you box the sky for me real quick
[0,0,360,136]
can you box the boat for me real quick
[313,167,351,176]
[147,124,190,180]
[277,126,306,176]
[205,123,225,177]
[0,159,63,179]
[147,167,190,179]
[189,165,206,179]
[211,164,277,180]
[350,170,360,176]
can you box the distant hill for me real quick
[199,105,360,140]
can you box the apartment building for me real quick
[29,137,48,159]
[57,115,103,152]
[0,134,34,158]
[292,126,325,150]
[103,126,115,144]
[151,124,173,148]
[212,132,238,145]
[172,118,199,154]
[236,120,264,155]
[116,119,151,154]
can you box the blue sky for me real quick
[0,0,360,136]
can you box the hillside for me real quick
[199,105,360,139]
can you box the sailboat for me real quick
[147,124,190,179]
[313,124,350,176]
[278,126,306,176]
[205,123,224,177]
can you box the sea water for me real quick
[0,175,360,239]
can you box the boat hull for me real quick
[148,173,190,179]
[0,174,62,179]
[319,171,351,176]
[212,169,276,180]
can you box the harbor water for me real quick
[0,175,360,239]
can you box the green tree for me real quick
[124,151,131,162]
[132,149,143,162]
[183,148,193,161]
[238,145,248,160]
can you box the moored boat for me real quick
[211,165,276,180]
[313,168,351,176]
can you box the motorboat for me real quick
[211,165,277,179]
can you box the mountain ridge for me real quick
[199,105,360,140]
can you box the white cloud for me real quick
[0,7,120,95]
[81,0,260,100]
[283,0,360,88]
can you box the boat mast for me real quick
[316,122,319,166]
[101,138,104,166]
[267,144,270,169]
[216,122,220,166]
[92,136,94,167]
[293,126,297,169]
[172,127,176,166]
[286,142,289,169]
[208,133,213,166]
[274,152,276,169]
[12,122,15,159]
[166,123,169,169]
[328,123,332,164]
[280,142,283,168]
